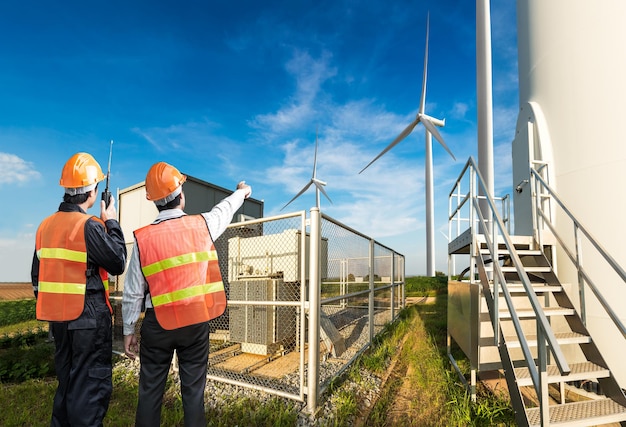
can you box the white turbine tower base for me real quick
[359,13,455,276]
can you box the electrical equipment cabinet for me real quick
[229,277,298,355]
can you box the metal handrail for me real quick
[448,176,510,240]
[531,168,626,338]
[473,158,568,368]
[449,157,570,403]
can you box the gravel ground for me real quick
[113,310,392,426]
[114,356,382,426]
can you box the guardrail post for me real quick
[307,208,321,414]
[574,225,586,325]
[538,324,549,425]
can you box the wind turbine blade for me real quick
[421,117,456,161]
[314,182,333,204]
[419,12,430,114]
[280,180,313,211]
[359,118,420,174]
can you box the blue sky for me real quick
[0,0,518,282]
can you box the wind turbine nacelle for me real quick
[420,113,445,128]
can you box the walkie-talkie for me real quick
[102,140,113,208]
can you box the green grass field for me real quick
[0,277,515,426]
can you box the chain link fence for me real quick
[113,209,405,411]
[206,209,405,410]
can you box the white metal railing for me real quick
[448,162,511,244]
[530,164,626,337]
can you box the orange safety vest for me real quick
[35,212,112,321]
[134,215,226,330]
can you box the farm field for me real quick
[0,283,33,301]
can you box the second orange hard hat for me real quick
[145,162,187,203]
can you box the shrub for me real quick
[0,300,36,327]
[405,275,447,295]
[0,329,54,383]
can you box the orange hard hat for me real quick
[60,153,105,191]
[145,162,186,203]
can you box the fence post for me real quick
[401,256,405,309]
[307,207,321,414]
[391,253,395,321]
[369,239,375,344]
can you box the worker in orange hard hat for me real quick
[31,152,127,426]
[122,162,251,427]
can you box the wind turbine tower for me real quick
[512,0,626,385]
[476,0,494,221]
[360,14,455,276]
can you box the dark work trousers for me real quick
[50,293,113,427]
[135,308,210,427]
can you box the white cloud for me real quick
[132,119,223,154]
[253,103,315,135]
[286,49,337,102]
[450,101,470,120]
[250,50,337,135]
[0,153,42,185]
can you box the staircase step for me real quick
[492,266,552,274]
[479,248,543,256]
[494,283,562,294]
[505,332,591,348]
[526,398,626,427]
[516,249,544,256]
[499,306,575,319]
[515,361,610,387]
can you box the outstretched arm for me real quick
[202,181,252,240]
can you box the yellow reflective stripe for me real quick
[152,281,224,307]
[141,251,216,277]
[39,247,87,263]
[39,281,86,295]
[102,279,109,291]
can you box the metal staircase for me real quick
[447,157,626,426]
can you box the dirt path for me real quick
[357,297,453,426]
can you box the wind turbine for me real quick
[281,129,333,211]
[359,13,456,276]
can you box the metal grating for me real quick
[527,398,626,426]
[515,361,610,386]
[505,331,591,348]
